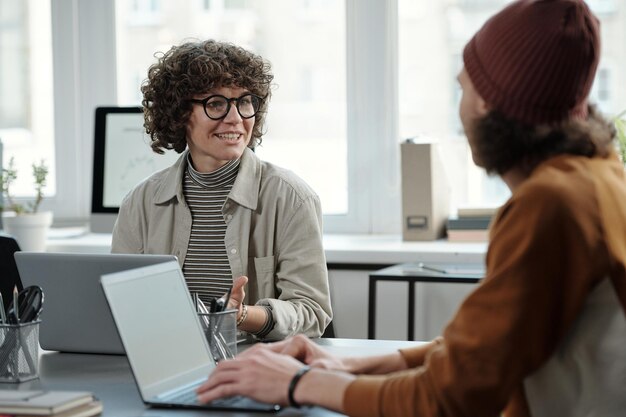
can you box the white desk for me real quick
[44,232,486,340]
[2,338,423,417]
[42,232,486,340]
[46,232,487,265]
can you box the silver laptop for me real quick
[14,252,177,354]
[100,261,280,412]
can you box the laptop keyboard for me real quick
[161,388,253,408]
[165,389,199,404]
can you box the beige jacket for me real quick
[112,148,332,340]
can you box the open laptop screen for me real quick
[101,261,213,399]
[15,252,178,355]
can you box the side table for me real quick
[368,263,484,340]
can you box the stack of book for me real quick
[446,206,498,242]
[0,390,102,417]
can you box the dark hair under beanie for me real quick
[463,0,600,125]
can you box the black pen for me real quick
[221,288,232,312]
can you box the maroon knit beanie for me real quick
[463,0,600,125]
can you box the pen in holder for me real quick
[198,309,238,363]
[193,293,237,363]
[0,320,41,383]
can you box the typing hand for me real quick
[197,348,304,406]
[241,335,349,372]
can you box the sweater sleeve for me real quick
[344,179,605,417]
[399,337,444,368]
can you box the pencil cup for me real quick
[197,310,237,363]
[0,320,40,383]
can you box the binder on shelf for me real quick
[456,205,499,218]
[447,216,492,230]
[447,229,489,242]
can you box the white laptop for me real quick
[100,261,280,412]
[15,252,177,354]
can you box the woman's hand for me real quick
[227,276,247,320]
[226,276,272,333]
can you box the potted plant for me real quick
[615,110,626,166]
[1,157,52,251]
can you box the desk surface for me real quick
[2,338,422,417]
[46,232,487,265]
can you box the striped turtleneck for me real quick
[182,156,239,303]
[182,155,275,339]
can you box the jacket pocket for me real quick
[253,256,275,298]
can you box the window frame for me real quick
[50,0,401,233]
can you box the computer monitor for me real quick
[90,107,180,233]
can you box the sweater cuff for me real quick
[399,337,444,368]
[343,375,387,417]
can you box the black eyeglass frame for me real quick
[188,93,264,120]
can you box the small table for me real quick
[368,263,484,340]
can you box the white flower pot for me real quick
[2,211,53,252]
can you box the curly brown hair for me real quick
[141,40,274,154]
[472,106,616,176]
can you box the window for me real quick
[127,0,162,26]
[115,0,348,216]
[587,0,617,14]
[0,0,55,199]
[398,0,626,210]
[592,67,612,113]
[47,0,626,232]
[224,0,250,9]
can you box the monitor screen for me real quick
[90,107,180,233]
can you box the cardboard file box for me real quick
[400,140,450,241]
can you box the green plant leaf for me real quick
[1,157,48,214]
[614,111,626,165]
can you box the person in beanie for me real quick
[196,1,626,415]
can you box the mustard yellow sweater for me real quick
[345,154,626,417]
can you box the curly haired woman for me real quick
[112,40,332,341]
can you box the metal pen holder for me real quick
[198,310,237,363]
[0,320,40,383]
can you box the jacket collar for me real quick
[153,148,261,210]
[154,151,187,205]
[228,148,261,210]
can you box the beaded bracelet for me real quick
[288,366,311,408]
[236,304,248,326]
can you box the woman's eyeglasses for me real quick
[189,93,263,120]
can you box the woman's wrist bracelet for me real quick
[236,304,248,326]
[288,366,311,408]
